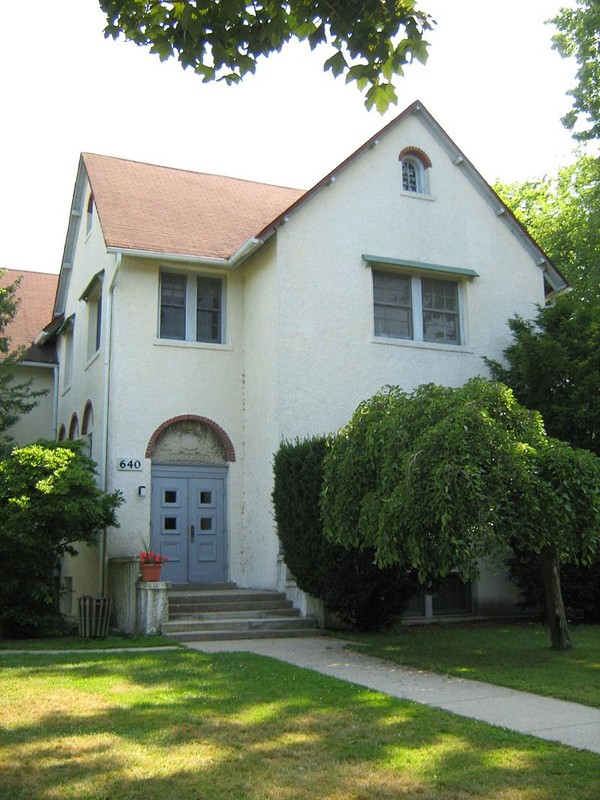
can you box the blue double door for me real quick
[151,466,227,584]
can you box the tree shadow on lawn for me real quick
[1,649,598,800]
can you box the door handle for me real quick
[190,525,195,544]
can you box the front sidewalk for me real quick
[187,635,600,754]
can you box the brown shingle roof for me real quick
[82,153,305,260]
[0,269,58,363]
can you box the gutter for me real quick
[99,252,122,595]
[105,236,264,269]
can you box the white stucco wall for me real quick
[239,112,549,593]
[104,257,245,570]
[6,364,56,445]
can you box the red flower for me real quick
[140,551,168,564]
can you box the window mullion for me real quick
[185,276,195,341]
[412,277,423,341]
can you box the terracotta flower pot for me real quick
[141,563,162,582]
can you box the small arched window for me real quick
[58,424,66,441]
[69,413,79,440]
[82,401,94,458]
[82,401,94,435]
[399,147,432,194]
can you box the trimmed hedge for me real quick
[273,436,419,631]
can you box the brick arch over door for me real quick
[145,415,236,463]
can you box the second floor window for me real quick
[373,270,461,345]
[159,272,223,344]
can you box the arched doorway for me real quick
[146,417,235,584]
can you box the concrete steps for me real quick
[162,584,320,642]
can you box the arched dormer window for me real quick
[399,147,432,194]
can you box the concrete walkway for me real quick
[187,636,600,755]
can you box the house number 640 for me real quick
[118,459,142,471]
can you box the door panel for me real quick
[151,468,227,584]
[189,478,225,582]
[152,477,188,583]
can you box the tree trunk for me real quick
[539,546,572,651]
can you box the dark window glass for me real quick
[422,279,460,344]
[432,574,472,615]
[160,273,186,339]
[196,277,222,343]
[373,271,413,339]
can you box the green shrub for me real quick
[0,440,122,637]
[273,436,419,631]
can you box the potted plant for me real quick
[140,549,168,582]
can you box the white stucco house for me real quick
[41,101,567,624]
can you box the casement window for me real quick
[80,271,103,359]
[60,316,75,387]
[373,271,461,345]
[159,272,223,344]
[367,255,478,347]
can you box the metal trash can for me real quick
[78,596,112,638]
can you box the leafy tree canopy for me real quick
[0,440,123,637]
[552,0,600,141]
[321,379,600,649]
[0,269,45,457]
[494,155,600,302]
[99,0,433,112]
[485,295,600,456]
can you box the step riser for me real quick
[169,593,290,605]
[164,629,320,642]
[169,603,296,617]
[163,617,317,634]
[170,609,300,621]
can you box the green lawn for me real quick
[0,634,175,651]
[341,623,600,708]
[0,647,598,799]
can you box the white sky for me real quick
[0,0,579,275]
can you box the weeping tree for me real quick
[321,379,600,650]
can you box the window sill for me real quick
[399,190,435,201]
[153,338,233,352]
[371,336,473,354]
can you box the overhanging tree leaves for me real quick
[0,441,123,637]
[321,379,600,650]
[0,269,46,457]
[494,155,600,302]
[99,0,433,112]
[552,0,600,141]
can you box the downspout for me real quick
[99,252,121,595]
[51,364,59,439]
